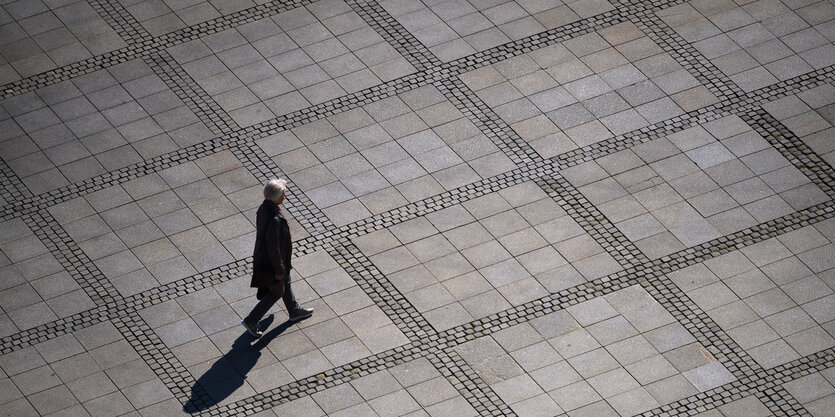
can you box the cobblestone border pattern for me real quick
[436,77,541,166]
[88,0,152,44]
[1,0,834,415]
[345,0,441,70]
[0,158,32,205]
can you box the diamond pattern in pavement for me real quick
[0,0,834,415]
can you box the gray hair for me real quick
[263,178,288,201]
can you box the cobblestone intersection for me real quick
[1,0,834,415]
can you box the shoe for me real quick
[289,307,313,322]
[242,319,263,338]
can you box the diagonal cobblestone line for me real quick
[345,0,441,70]
[0,158,31,204]
[87,0,152,45]
[636,347,833,416]
[144,51,240,136]
[630,7,746,104]
[2,0,834,415]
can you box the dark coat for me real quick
[250,200,292,289]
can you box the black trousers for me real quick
[244,272,299,324]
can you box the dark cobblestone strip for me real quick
[436,77,541,166]
[152,0,311,53]
[0,47,135,100]
[335,161,551,243]
[649,379,751,417]
[431,349,516,416]
[439,267,634,347]
[0,157,32,204]
[115,313,213,409]
[747,65,835,108]
[0,135,231,220]
[641,269,758,378]
[554,103,734,168]
[199,343,424,416]
[326,241,430,341]
[232,71,429,142]
[123,258,250,311]
[231,140,333,236]
[537,175,647,267]
[754,385,811,416]
[88,0,152,44]
[145,51,240,136]
[195,339,514,416]
[742,108,835,197]
[0,307,109,355]
[630,6,746,103]
[552,66,835,173]
[637,348,834,416]
[345,0,440,71]
[436,9,626,79]
[768,347,835,384]
[655,200,834,272]
[24,211,121,306]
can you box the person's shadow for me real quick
[183,314,307,412]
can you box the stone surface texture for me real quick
[0,0,833,415]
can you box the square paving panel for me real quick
[168,0,417,126]
[44,150,301,297]
[352,181,623,331]
[259,84,518,226]
[459,22,720,159]
[0,58,213,195]
[0,0,127,85]
[152,249,408,402]
[562,114,830,259]
[454,284,735,415]
[381,0,615,61]
[658,0,835,91]
[669,219,835,368]
[0,217,88,333]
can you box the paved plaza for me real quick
[0,0,834,415]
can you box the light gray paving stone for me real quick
[1,1,832,415]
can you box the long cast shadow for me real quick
[183,314,308,413]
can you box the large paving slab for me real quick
[0,0,834,415]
